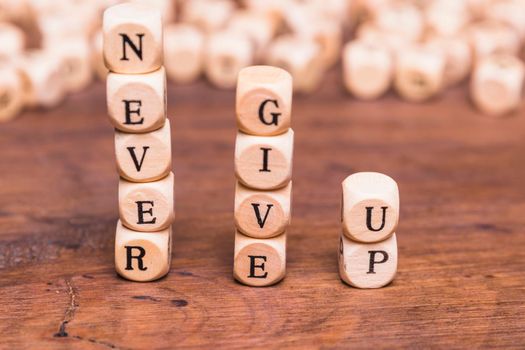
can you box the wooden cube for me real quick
[342,40,393,100]
[0,23,25,60]
[470,54,525,117]
[103,3,163,74]
[236,65,292,136]
[132,0,176,24]
[48,39,93,93]
[233,230,286,287]
[467,21,521,61]
[180,0,234,33]
[355,22,410,56]
[204,30,253,89]
[372,3,423,42]
[424,0,470,37]
[394,46,445,102]
[339,233,397,289]
[227,10,276,61]
[235,181,291,239]
[342,172,399,243]
[115,119,172,182]
[164,24,205,84]
[107,67,166,133]
[115,220,171,282]
[119,172,175,232]
[266,35,323,93]
[424,35,472,87]
[0,65,24,122]
[485,0,525,41]
[235,129,294,190]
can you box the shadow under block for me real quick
[103,2,163,74]
[106,67,167,133]
[236,65,292,136]
[0,66,24,122]
[338,233,397,289]
[115,119,172,182]
[233,230,286,287]
[115,220,171,282]
[164,24,205,84]
[342,172,399,243]
[235,129,294,190]
[234,181,292,239]
[119,172,175,232]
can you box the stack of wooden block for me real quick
[233,65,294,287]
[103,3,173,282]
[339,172,399,289]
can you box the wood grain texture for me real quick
[1,69,525,349]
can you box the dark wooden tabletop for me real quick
[1,69,524,349]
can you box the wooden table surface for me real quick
[1,70,524,349]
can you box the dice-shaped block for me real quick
[50,39,93,93]
[467,21,520,61]
[343,40,393,100]
[119,172,175,232]
[115,220,171,282]
[235,129,294,190]
[115,119,172,182]
[394,46,445,102]
[107,67,166,133]
[236,65,292,136]
[342,172,399,243]
[164,24,205,84]
[233,230,286,287]
[103,3,163,74]
[235,181,291,239]
[227,10,276,60]
[0,65,24,122]
[0,23,25,60]
[339,233,397,289]
[470,54,525,116]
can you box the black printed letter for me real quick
[259,147,271,172]
[123,100,143,125]
[258,99,280,126]
[120,33,144,61]
[367,250,389,274]
[248,256,268,278]
[125,246,147,271]
[136,201,156,224]
[127,146,149,172]
[366,206,388,232]
[251,203,273,228]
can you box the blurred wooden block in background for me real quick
[342,172,399,244]
[115,119,172,183]
[235,129,294,190]
[485,0,525,42]
[233,230,286,287]
[342,40,393,100]
[423,0,470,37]
[204,30,253,89]
[236,65,292,136]
[372,2,423,43]
[91,30,108,81]
[467,21,521,62]
[119,172,175,232]
[164,24,205,84]
[0,65,24,122]
[0,22,25,60]
[470,54,525,117]
[338,233,397,289]
[132,0,176,25]
[48,39,93,93]
[103,3,163,74]
[394,46,445,102]
[106,67,166,133]
[234,181,291,239]
[180,0,234,33]
[115,220,172,282]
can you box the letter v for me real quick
[127,146,150,172]
[251,203,274,229]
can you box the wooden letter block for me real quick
[49,39,93,93]
[103,3,163,74]
[338,233,397,289]
[227,10,276,60]
[164,24,205,84]
[115,220,171,282]
[119,172,175,232]
[0,23,25,60]
[343,40,393,100]
[115,119,172,182]
[233,230,286,287]
[180,0,234,33]
[467,21,521,61]
[236,65,292,136]
[234,181,291,239]
[235,129,294,190]
[204,31,253,89]
[394,46,445,102]
[0,65,24,122]
[342,172,399,243]
[107,67,166,133]
[470,54,525,117]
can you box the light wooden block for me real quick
[236,65,292,136]
[227,10,276,61]
[342,40,393,100]
[467,21,521,61]
[372,2,423,42]
[235,129,294,190]
[115,220,171,282]
[266,35,323,93]
[424,35,472,87]
[103,3,163,74]
[470,54,525,117]
[485,0,525,42]
[338,233,397,289]
[48,39,93,93]
[132,0,176,24]
[0,23,25,60]
[164,24,205,84]
[424,0,470,37]
[204,30,253,89]
[91,30,108,81]
[0,65,24,122]
[233,230,286,287]
[115,119,172,182]
[355,22,410,56]
[180,0,234,33]
[234,181,291,239]
[119,172,175,232]
[342,172,399,243]
[394,46,445,102]
[106,67,166,133]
